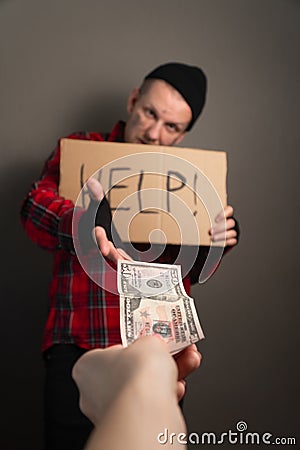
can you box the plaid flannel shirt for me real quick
[21,122,200,352]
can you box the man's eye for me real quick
[166,123,178,132]
[145,108,155,118]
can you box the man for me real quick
[20,62,239,450]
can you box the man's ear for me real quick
[126,87,140,114]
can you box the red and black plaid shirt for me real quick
[21,122,201,352]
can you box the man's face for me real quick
[124,79,192,146]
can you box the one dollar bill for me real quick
[118,260,204,354]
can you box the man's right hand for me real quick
[86,177,104,202]
[94,226,132,264]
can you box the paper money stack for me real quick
[118,260,204,354]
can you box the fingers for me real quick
[177,379,186,402]
[94,226,121,263]
[210,221,237,242]
[209,227,237,245]
[116,248,133,261]
[225,237,238,246]
[86,177,104,202]
[210,229,238,246]
[94,226,131,264]
[211,217,236,235]
[173,345,202,401]
[209,205,238,246]
[215,205,234,222]
[94,226,110,254]
[173,344,202,381]
[174,344,202,401]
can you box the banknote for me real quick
[118,260,204,354]
[118,260,187,297]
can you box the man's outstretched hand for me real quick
[94,226,132,264]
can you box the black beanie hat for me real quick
[144,62,207,131]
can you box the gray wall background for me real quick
[1,0,299,449]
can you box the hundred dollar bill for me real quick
[118,260,204,354]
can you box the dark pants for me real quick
[43,344,94,450]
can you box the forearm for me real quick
[85,376,186,450]
[20,141,81,253]
[20,182,77,252]
[20,133,102,253]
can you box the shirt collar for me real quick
[107,121,126,142]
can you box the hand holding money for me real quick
[118,260,204,354]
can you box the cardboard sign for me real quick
[59,139,227,246]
